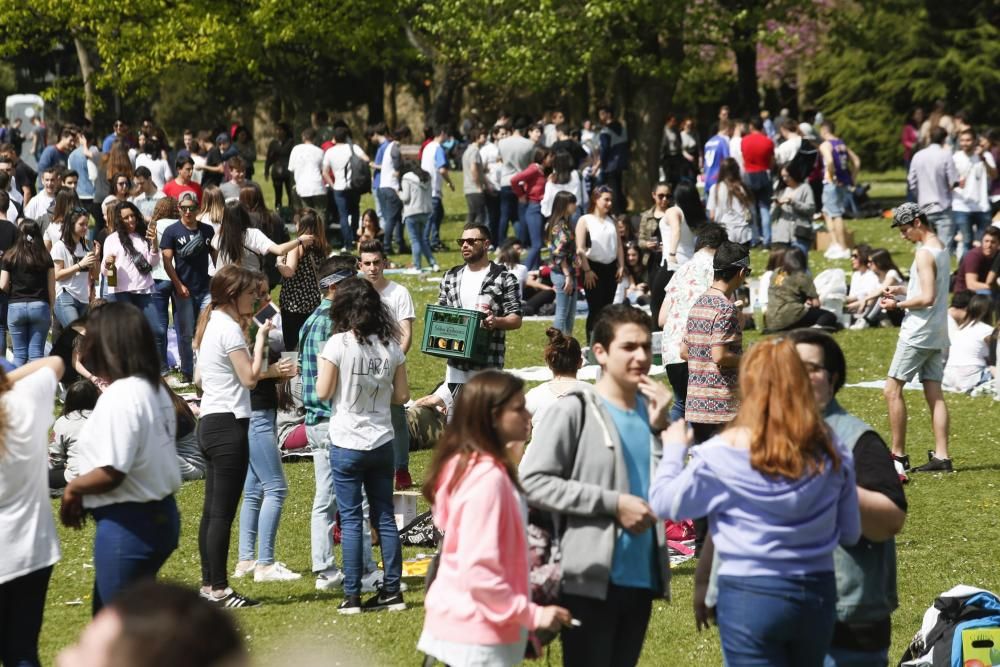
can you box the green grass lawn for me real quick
[38,174,1000,665]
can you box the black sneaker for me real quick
[337,595,362,615]
[207,588,261,608]
[912,457,954,473]
[892,454,911,472]
[362,589,406,612]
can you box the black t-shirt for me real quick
[831,429,907,652]
[0,219,17,257]
[250,378,278,412]
[550,139,588,168]
[51,326,82,385]
[2,255,54,302]
[14,161,36,197]
[202,148,224,188]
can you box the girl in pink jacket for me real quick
[418,371,570,666]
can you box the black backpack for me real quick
[346,139,372,194]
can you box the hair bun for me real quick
[545,327,566,346]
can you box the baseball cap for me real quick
[891,202,923,227]
[318,268,356,289]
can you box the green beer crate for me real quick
[420,305,490,365]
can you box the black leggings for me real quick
[560,584,654,667]
[198,413,250,590]
[280,308,311,352]
[585,260,619,343]
[272,174,294,209]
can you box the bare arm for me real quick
[398,318,413,354]
[228,328,270,389]
[820,141,835,181]
[277,244,301,278]
[7,356,64,383]
[667,208,682,259]
[161,248,188,298]
[391,363,410,405]
[47,268,55,311]
[0,269,8,293]
[316,358,338,401]
[858,487,906,542]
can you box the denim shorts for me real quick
[888,341,943,383]
[822,183,846,217]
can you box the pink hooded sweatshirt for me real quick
[422,453,544,645]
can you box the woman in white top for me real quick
[541,150,585,219]
[322,126,370,250]
[576,185,624,341]
[855,248,906,328]
[943,294,995,392]
[51,206,97,327]
[134,138,173,190]
[212,201,314,272]
[317,277,410,614]
[707,157,752,245]
[844,244,880,324]
[653,183,703,302]
[0,356,64,664]
[59,302,182,615]
[193,264,274,609]
[524,328,588,428]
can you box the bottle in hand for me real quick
[105,256,118,288]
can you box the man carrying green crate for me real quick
[436,223,523,397]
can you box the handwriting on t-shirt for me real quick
[350,357,390,377]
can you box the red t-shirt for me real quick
[163,179,203,203]
[954,247,993,293]
[741,132,774,173]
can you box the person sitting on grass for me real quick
[850,247,906,329]
[765,246,841,332]
[48,379,99,489]
[943,293,994,393]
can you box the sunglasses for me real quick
[70,207,91,218]
[458,237,485,246]
[654,193,670,199]
[179,205,197,212]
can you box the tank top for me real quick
[584,214,618,265]
[899,245,950,350]
[823,139,854,186]
[658,208,695,270]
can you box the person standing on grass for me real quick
[420,125,455,252]
[463,125,490,228]
[316,277,410,615]
[418,370,572,666]
[0,355,64,667]
[62,302,183,615]
[193,265,273,608]
[788,329,907,667]
[880,203,953,474]
[577,186,624,343]
[359,239,417,490]
[650,337,860,667]
[437,223,523,397]
[520,304,672,667]
[907,127,959,258]
[275,208,327,351]
[819,121,861,260]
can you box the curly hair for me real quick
[327,277,399,346]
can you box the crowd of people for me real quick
[0,102,998,667]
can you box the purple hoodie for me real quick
[649,435,861,577]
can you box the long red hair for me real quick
[729,337,839,479]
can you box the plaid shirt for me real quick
[298,298,333,425]
[437,261,522,371]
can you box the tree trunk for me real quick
[73,36,97,122]
[732,38,760,116]
[366,69,386,125]
[626,77,674,210]
[430,61,465,128]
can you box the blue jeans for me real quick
[952,210,991,258]
[330,442,402,596]
[378,188,404,252]
[150,279,173,373]
[390,403,410,471]
[54,291,88,328]
[106,291,161,362]
[333,190,360,249]
[0,294,7,358]
[428,195,444,248]
[926,210,954,256]
[0,565,52,667]
[238,409,289,566]
[522,201,544,270]
[173,287,210,378]
[551,270,576,335]
[7,301,50,367]
[404,215,437,268]
[91,496,180,615]
[717,573,837,667]
[745,171,773,246]
[824,646,889,667]
[498,186,518,242]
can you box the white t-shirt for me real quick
[952,151,995,213]
[134,153,173,189]
[525,380,590,428]
[321,333,405,451]
[197,310,251,418]
[943,321,993,391]
[848,269,881,302]
[288,143,326,197]
[24,191,54,219]
[0,367,60,584]
[323,143,368,192]
[706,183,752,245]
[421,140,446,198]
[508,264,529,292]
[379,280,416,323]
[480,142,502,191]
[541,172,585,218]
[74,377,181,509]
[211,227,273,271]
[43,221,62,248]
[51,239,91,302]
[583,214,618,264]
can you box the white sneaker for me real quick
[232,561,256,578]
[431,263,440,273]
[824,243,846,260]
[849,318,868,330]
[315,568,345,591]
[253,562,302,582]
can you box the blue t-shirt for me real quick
[603,396,658,590]
[36,146,68,186]
[159,220,215,293]
[703,133,731,192]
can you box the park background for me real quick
[2,0,999,663]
